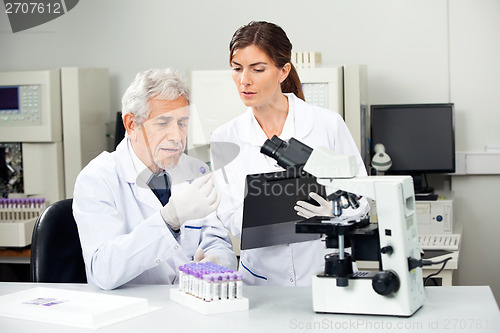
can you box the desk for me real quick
[0,283,498,332]
[0,247,30,264]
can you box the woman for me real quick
[211,21,368,286]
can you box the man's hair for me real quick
[121,68,190,126]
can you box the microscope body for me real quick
[303,148,425,317]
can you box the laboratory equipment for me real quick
[301,149,424,316]
[188,66,368,165]
[370,103,455,197]
[239,135,329,249]
[262,136,425,317]
[170,262,248,314]
[291,51,322,69]
[0,198,45,247]
[0,68,110,247]
[371,143,392,175]
[0,68,109,205]
[416,193,454,234]
[0,143,22,195]
[419,233,460,251]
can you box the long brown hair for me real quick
[229,21,305,101]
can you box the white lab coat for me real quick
[73,138,236,290]
[210,93,368,286]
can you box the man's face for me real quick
[127,97,189,173]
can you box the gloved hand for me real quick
[160,173,220,231]
[193,248,221,266]
[294,192,333,218]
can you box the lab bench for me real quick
[0,282,498,332]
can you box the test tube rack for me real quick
[169,262,249,315]
[0,198,46,247]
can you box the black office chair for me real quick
[30,198,87,283]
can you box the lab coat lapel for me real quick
[237,108,277,172]
[289,93,314,140]
[115,138,161,210]
[236,108,255,144]
[133,182,161,210]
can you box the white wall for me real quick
[448,0,500,300]
[1,0,499,303]
[0,0,453,112]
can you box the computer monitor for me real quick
[370,103,455,194]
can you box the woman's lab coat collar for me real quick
[237,93,313,145]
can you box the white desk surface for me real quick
[0,282,498,333]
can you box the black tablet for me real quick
[240,167,326,250]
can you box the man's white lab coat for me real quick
[73,138,236,290]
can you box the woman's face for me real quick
[230,44,290,109]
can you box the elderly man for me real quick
[73,68,236,290]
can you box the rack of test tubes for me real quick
[0,198,46,247]
[169,262,249,314]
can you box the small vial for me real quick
[178,266,185,291]
[187,268,194,294]
[193,271,200,297]
[197,271,204,298]
[185,267,191,293]
[236,272,243,299]
[228,273,236,300]
[203,274,212,302]
[220,273,228,300]
[212,274,220,301]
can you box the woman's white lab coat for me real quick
[211,93,368,286]
[73,138,236,290]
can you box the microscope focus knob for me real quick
[372,270,400,296]
[380,245,393,255]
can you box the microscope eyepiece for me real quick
[260,135,313,168]
[260,136,289,162]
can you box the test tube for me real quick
[176,262,242,302]
[187,267,194,295]
[236,272,243,299]
[178,266,185,291]
[228,273,236,300]
[203,274,212,302]
[197,271,204,298]
[220,273,228,300]
[212,273,220,301]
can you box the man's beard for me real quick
[153,143,183,171]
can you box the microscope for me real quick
[261,136,425,317]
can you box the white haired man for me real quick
[73,68,236,290]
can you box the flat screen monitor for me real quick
[370,103,455,194]
[240,168,326,250]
